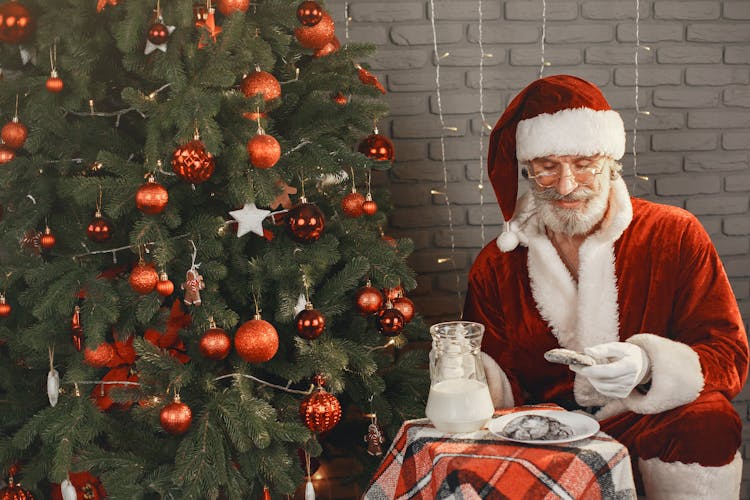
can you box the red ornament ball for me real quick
[358,133,395,162]
[341,191,365,217]
[50,471,106,500]
[0,476,33,500]
[147,22,170,45]
[240,70,281,102]
[86,212,113,242]
[392,296,415,323]
[160,398,192,435]
[136,177,169,214]
[234,316,279,363]
[355,285,383,315]
[297,1,323,26]
[362,199,378,216]
[156,272,175,296]
[217,0,250,16]
[313,35,339,58]
[381,234,398,248]
[247,133,281,169]
[0,144,15,164]
[0,295,11,317]
[299,386,342,433]
[377,307,405,336]
[199,326,231,360]
[129,261,159,294]
[294,11,334,49]
[0,1,35,44]
[383,284,404,302]
[332,92,348,106]
[171,139,215,184]
[40,227,55,250]
[84,342,115,367]
[45,73,64,93]
[286,202,325,243]
[295,306,326,340]
[1,119,27,150]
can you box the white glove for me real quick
[570,342,650,399]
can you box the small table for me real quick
[364,405,636,500]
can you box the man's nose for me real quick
[556,164,577,196]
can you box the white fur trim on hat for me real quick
[516,107,625,162]
[622,333,704,414]
[638,451,742,500]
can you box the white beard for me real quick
[534,165,612,236]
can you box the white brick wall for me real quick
[329,1,750,492]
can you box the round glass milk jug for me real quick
[425,321,494,433]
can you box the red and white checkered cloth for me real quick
[365,405,636,500]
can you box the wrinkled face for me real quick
[527,155,614,235]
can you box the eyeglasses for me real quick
[524,156,605,188]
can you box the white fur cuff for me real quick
[481,352,515,409]
[639,451,742,500]
[623,334,704,414]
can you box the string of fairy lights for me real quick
[632,0,650,188]
[476,0,487,249]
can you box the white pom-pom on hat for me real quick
[496,221,520,252]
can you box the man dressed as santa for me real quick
[464,74,748,499]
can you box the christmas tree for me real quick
[0,0,429,497]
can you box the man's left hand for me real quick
[571,342,651,399]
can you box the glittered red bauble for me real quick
[171,139,215,184]
[377,307,405,336]
[297,1,323,26]
[1,119,27,150]
[0,1,35,44]
[40,227,55,250]
[0,144,15,163]
[199,326,231,360]
[240,70,281,102]
[234,316,279,363]
[45,74,64,93]
[358,133,394,162]
[362,199,377,215]
[383,285,404,302]
[147,22,170,45]
[0,295,10,317]
[299,386,342,433]
[355,286,383,315]
[313,35,339,58]
[160,398,192,435]
[392,296,415,323]
[247,133,281,169]
[135,177,169,214]
[129,261,159,294]
[341,191,365,217]
[86,212,113,242]
[217,0,250,15]
[332,91,348,106]
[156,272,174,296]
[294,11,334,49]
[295,307,325,340]
[0,477,33,500]
[84,342,115,367]
[286,202,325,243]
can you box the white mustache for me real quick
[534,186,594,202]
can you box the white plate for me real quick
[487,409,600,445]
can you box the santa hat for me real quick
[488,75,625,252]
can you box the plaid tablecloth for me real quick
[364,405,636,500]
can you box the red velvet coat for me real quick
[464,178,748,418]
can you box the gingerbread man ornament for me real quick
[181,268,205,306]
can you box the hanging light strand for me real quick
[539,0,548,78]
[476,0,487,248]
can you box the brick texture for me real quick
[330,1,750,488]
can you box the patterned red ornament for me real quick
[354,283,383,315]
[0,474,33,500]
[358,132,394,162]
[294,11,334,49]
[377,304,405,336]
[1,117,27,150]
[160,396,192,435]
[0,143,15,163]
[286,199,325,243]
[382,284,404,302]
[234,314,279,363]
[84,342,115,367]
[71,305,84,351]
[147,22,170,45]
[0,1,35,44]
[45,70,64,93]
[247,132,281,169]
[314,35,339,58]
[156,271,175,296]
[299,384,342,433]
[0,294,11,317]
[362,196,378,216]
[171,134,215,184]
[332,91,348,106]
[135,175,169,214]
[297,1,323,26]
[199,318,231,360]
[341,191,365,217]
[217,0,250,15]
[86,211,113,242]
[40,226,56,250]
[129,260,159,294]
[392,296,415,323]
[295,303,326,340]
[240,68,281,102]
